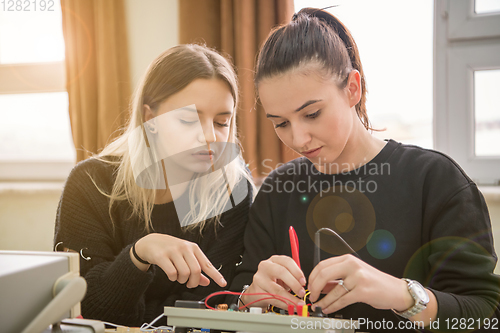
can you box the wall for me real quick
[0,184,62,251]
[125,0,179,90]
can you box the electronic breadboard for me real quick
[164,306,359,333]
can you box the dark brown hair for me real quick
[255,8,372,130]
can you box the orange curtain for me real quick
[61,0,131,162]
[179,0,298,178]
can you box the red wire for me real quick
[240,296,288,310]
[203,290,298,310]
[204,291,294,310]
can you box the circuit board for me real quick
[164,306,359,333]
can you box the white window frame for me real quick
[434,0,500,185]
[0,61,74,181]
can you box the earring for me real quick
[54,241,64,252]
[80,248,91,261]
[145,122,157,134]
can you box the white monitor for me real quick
[0,250,86,333]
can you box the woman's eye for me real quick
[275,121,288,129]
[216,122,229,127]
[306,110,321,119]
[180,119,198,125]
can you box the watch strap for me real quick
[392,279,428,319]
[393,302,427,319]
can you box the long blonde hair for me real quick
[94,44,255,232]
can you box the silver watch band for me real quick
[392,279,428,319]
[393,302,426,319]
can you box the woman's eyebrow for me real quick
[266,99,322,118]
[178,107,233,116]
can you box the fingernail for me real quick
[311,304,316,310]
[220,278,227,285]
[298,300,305,306]
[298,289,306,298]
[300,277,306,286]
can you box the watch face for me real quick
[411,283,430,303]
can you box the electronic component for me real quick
[312,306,324,317]
[174,300,206,309]
[217,304,228,311]
[249,307,262,314]
[296,304,303,316]
[0,251,88,333]
[301,305,308,317]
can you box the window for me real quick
[293,0,434,149]
[475,0,500,14]
[475,69,500,157]
[294,0,500,184]
[0,1,74,181]
[435,0,500,184]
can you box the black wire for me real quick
[314,227,360,267]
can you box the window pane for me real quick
[0,92,75,161]
[294,0,434,149]
[475,0,500,14]
[0,1,65,64]
[475,70,500,157]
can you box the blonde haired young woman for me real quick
[55,44,254,326]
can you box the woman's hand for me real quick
[130,233,227,289]
[241,255,306,309]
[308,254,415,314]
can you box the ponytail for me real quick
[256,7,373,131]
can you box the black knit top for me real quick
[230,139,500,332]
[54,157,252,327]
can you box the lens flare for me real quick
[306,185,376,255]
[366,229,396,259]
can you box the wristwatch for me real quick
[393,278,429,319]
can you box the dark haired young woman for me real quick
[230,8,500,332]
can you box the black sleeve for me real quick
[228,174,281,297]
[433,184,499,322]
[54,160,154,326]
[412,180,500,328]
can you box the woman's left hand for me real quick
[308,254,413,315]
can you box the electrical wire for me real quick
[239,296,289,310]
[202,290,298,311]
[269,288,313,314]
[139,313,173,332]
[100,321,128,329]
[204,291,296,310]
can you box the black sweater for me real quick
[54,158,252,327]
[230,139,500,332]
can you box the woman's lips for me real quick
[192,150,214,160]
[301,147,322,158]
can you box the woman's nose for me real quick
[291,123,311,149]
[198,122,216,143]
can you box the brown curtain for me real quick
[179,0,298,179]
[61,0,131,162]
